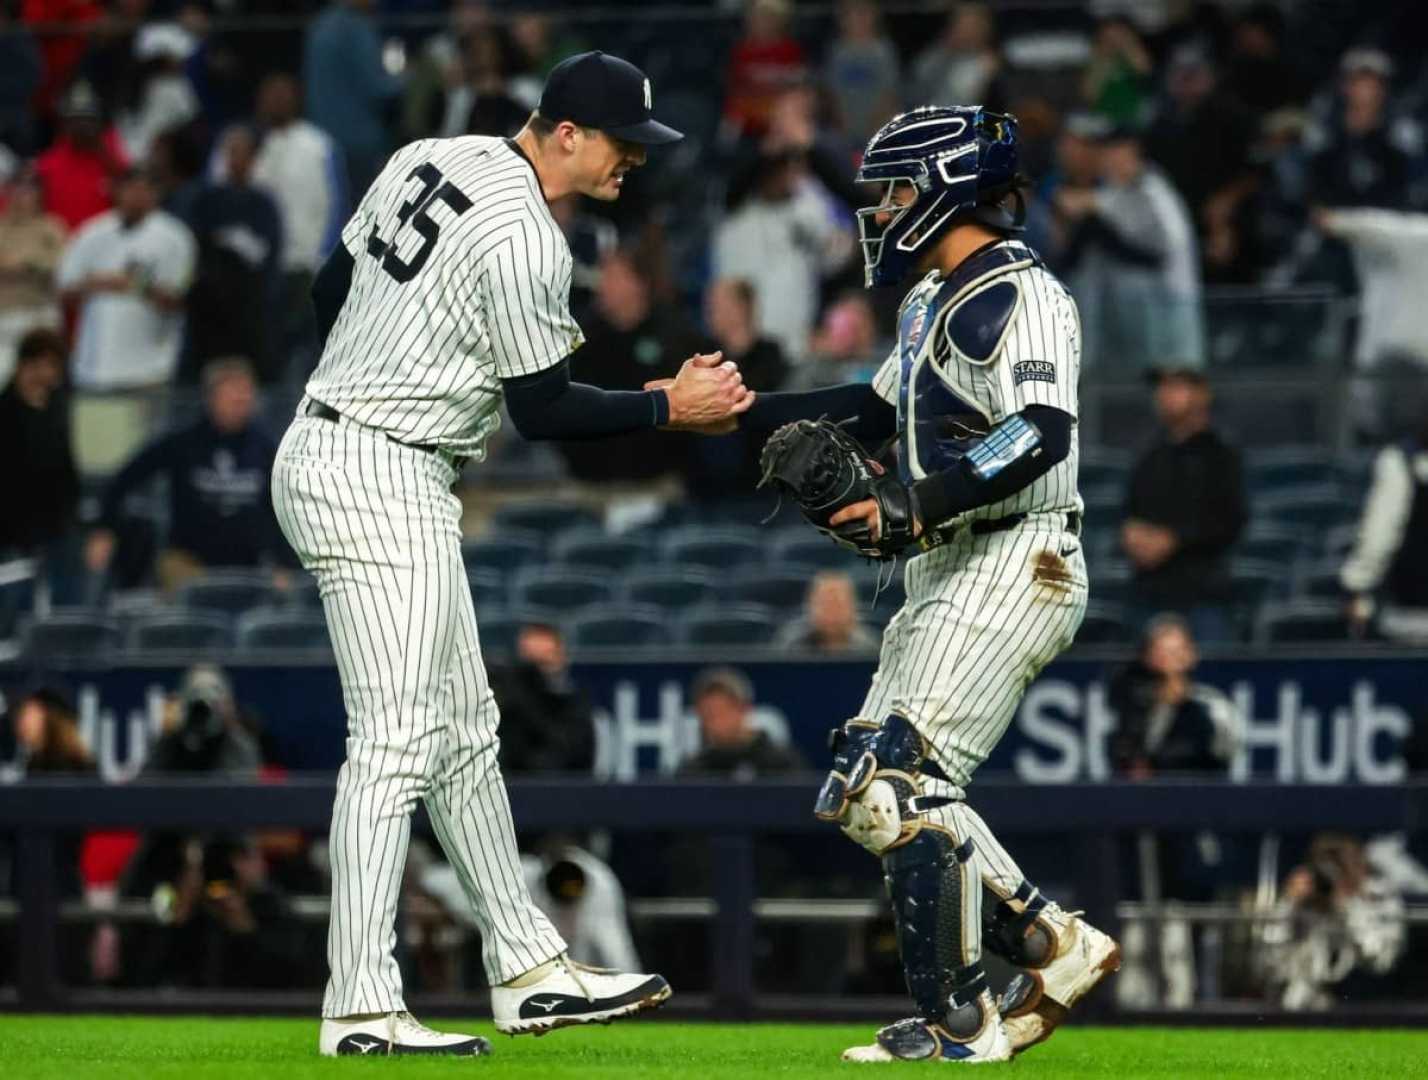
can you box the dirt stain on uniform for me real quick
[1031,549,1074,598]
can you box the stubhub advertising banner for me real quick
[0,655,1418,785]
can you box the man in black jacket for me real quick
[1122,368,1247,642]
[0,328,78,556]
[492,622,595,774]
[84,358,294,592]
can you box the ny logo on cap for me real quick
[643,78,651,110]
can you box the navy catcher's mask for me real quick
[856,105,1024,288]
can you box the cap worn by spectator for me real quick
[539,51,683,145]
[690,666,753,708]
[1340,47,1394,80]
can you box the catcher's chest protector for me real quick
[895,242,1037,485]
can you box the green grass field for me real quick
[1,1017,1425,1079]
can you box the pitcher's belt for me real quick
[304,399,469,470]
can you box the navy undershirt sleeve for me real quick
[911,405,1074,527]
[741,382,897,444]
[311,243,355,348]
[502,357,669,441]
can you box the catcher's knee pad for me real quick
[983,880,1057,969]
[812,714,955,856]
[883,827,989,1036]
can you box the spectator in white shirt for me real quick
[55,167,196,391]
[1341,419,1428,644]
[244,72,347,376]
[713,149,853,363]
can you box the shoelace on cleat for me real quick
[390,1011,445,1044]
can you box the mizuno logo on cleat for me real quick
[528,997,565,1013]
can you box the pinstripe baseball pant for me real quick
[859,512,1088,903]
[272,414,566,1017]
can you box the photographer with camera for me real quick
[1108,615,1242,1009]
[117,665,279,989]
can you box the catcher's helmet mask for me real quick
[856,106,1027,288]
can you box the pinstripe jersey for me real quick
[871,240,1081,531]
[306,136,584,457]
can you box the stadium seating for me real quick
[1245,446,1337,492]
[1237,521,1307,564]
[127,609,233,652]
[769,529,855,569]
[492,501,600,534]
[1078,446,1133,492]
[660,526,765,571]
[552,529,653,572]
[1257,484,1358,531]
[680,603,780,645]
[467,567,508,608]
[728,567,820,612]
[236,609,332,652]
[1228,558,1287,606]
[462,529,546,573]
[1075,601,1131,645]
[176,570,277,615]
[22,609,122,660]
[510,568,614,613]
[620,568,721,611]
[1291,556,1347,600]
[1255,599,1348,644]
[566,606,669,648]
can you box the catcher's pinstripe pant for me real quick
[272,413,566,1017]
[860,512,1088,904]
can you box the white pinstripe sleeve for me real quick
[479,215,584,379]
[1005,272,1079,418]
[871,348,900,404]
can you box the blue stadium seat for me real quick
[22,608,121,660]
[1245,447,1336,492]
[1088,560,1134,606]
[462,529,546,573]
[1075,601,1131,645]
[286,574,323,609]
[1255,600,1348,644]
[127,609,233,652]
[1079,446,1132,492]
[566,606,669,648]
[1258,485,1357,531]
[0,555,38,643]
[176,570,276,615]
[680,603,780,646]
[237,609,332,651]
[467,567,507,608]
[660,526,764,571]
[1238,521,1306,563]
[770,529,855,569]
[1321,523,1358,558]
[492,501,600,534]
[1079,484,1123,531]
[729,566,821,611]
[552,530,653,573]
[854,567,907,612]
[477,611,522,655]
[1291,556,1346,600]
[620,568,720,612]
[1229,558,1288,606]
[510,568,614,613]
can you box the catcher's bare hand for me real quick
[663,351,755,430]
[829,498,923,543]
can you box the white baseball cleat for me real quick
[999,910,1121,1054]
[318,1011,492,1057]
[842,992,1012,1064]
[491,954,672,1035]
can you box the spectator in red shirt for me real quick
[724,0,806,138]
[22,0,105,116]
[34,79,130,230]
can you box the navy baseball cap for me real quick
[538,51,683,146]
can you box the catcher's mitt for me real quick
[758,418,916,560]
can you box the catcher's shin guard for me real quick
[983,879,1058,968]
[884,828,989,1034]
